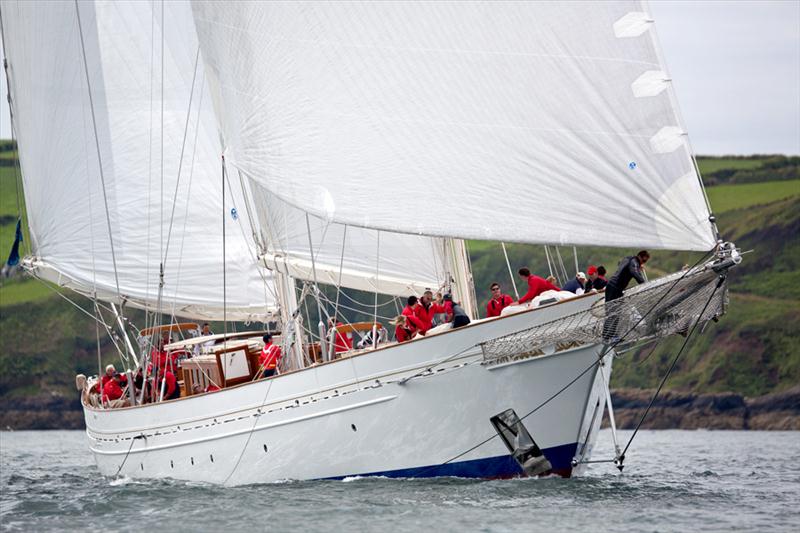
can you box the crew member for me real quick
[606,251,649,302]
[392,315,414,343]
[414,290,446,333]
[258,334,282,378]
[603,251,650,342]
[516,267,560,304]
[161,369,180,400]
[562,272,587,294]
[486,282,513,317]
[328,318,353,355]
[102,373,127,406]
[402,296,426,333]
[585,265,608,291]
[443,294,471,329]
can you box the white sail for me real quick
[192,1,717,251]
[2,0,276,320]
[248,178,447,297]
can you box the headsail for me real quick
[192,1,717,251]
[2,0,276,320]
[249,178,447,296]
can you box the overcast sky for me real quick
[1,1,798,155]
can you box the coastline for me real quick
[1,387,798,431]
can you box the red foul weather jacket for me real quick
[486,294,514,317]
[518,275,560,304]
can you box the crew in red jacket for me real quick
[393,315,415,343]
[516,267,560,304]
[486,282,514,317]
[102,373,127,402]
[328,318,353,354]
[161,370,180,400]
[258,334,282,378]
[414,290,446,333]
[402,296,425,333]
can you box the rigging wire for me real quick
[167,75,204,325]
[618,273,726,464]
[572,246,580,276]
[161,46,201,267]
[332,225,348,323]
[501,242,519,299]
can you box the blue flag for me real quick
[2,219,23,277]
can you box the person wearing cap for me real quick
[258,334,282,379]
[516,267,560,304]
[102,372,128,407]
[562,272,587,294]
[585,265,608,292]
[443,293,471,329]
[486,282,513,317]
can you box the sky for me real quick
[1,1,798,155]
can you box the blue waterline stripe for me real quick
[326,442,578,480]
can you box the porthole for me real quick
[170,460,174,469]
[351,424,357,432]
[191,457,194,465]
[263,444,268,453]
[140,463,144,471]
[210,454,214,463]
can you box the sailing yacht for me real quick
[1,1,738,484]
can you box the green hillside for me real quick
[0,150,798,402]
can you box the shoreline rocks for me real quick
[608,386,800,430]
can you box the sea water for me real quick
[1,429,798,532]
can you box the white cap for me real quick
[577,272,586,279]
[105,364,116,373]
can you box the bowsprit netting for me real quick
[480,268,728,365]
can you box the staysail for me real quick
[192,1,717,251]
[2,0,276,320]
[248,178,448,296]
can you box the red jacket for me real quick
[259,342,282,371]
[395,325,414,343]
[518,275,560,304]
[414,302,446,333]
[161,370,178,398]
[330,323,353,353]
[486,294,513,317]
[402,305,425,332]
[103,378,124,401]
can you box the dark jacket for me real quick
[562,277,584,294]
[608,256,646,290]
[586,276,607,291]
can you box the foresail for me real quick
[192,1,717,251]
[2,0,276,320]
[248,178,447,296]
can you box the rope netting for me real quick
[480,267,728,365]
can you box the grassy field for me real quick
[696,157,764,175]
[706,179,800,214]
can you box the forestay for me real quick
[2,0,276,320]
[192,1,716,251]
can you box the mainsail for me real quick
[192,1,717,251]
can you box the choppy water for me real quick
[1,429,798,532]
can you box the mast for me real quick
[445,238,477,318]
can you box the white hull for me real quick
[85,295,611,484]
